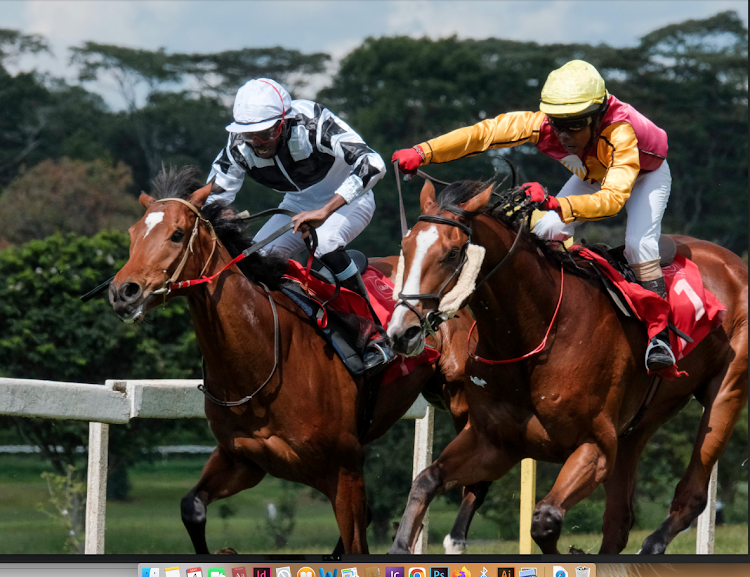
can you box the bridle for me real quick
[144,198,318,408]
[396,214,472,338]
[395,211,527,338]
[151,197,219,298]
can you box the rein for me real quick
[197,281,280,407]
[395,212,527,338]
[151,198,219,295]
[150,199,317,408]
[151,202,316,295]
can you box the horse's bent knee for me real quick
[412,465,444,500]
[530,503,564,544]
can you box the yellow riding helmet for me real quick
[540,60,608,117]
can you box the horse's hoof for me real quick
[567,545,585,554]
[214,547,238,554]
[443,534,467,554]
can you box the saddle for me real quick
[581,235,677,318]
[282,249,382,375]
[575,235,726,377]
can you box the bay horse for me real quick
[387,179,748,554]
[108,166,479,554]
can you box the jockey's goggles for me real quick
[547,114,594,134]
[242,120,284,145]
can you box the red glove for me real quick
[392,146,424,175]
[522,182,561,214]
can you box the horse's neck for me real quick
[186,243,277,383]
[472,215,561,353]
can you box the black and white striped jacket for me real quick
[208,100,386,208]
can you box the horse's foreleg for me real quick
[443,482,492,554]
[181,446,266,554]
[600,431,653,554]
[391,427,516,554]
[641,344,748,554]
[532,440,615,554]
[329,467,369,554]
[331,503,371,556]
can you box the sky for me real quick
[2,0,748,106]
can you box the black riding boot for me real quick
[340,272,397,372]
[321,248,396,373]
[639,277,676,371]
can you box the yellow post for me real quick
[519,458,537,554]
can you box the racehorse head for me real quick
[109,167,215,323]
[387,180,492,356]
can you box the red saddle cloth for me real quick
[578,248,726,379]
[283,260,440,384]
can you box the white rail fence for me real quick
[1,377,718,555]
[0,377,433,554]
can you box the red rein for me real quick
[168,250,315,291]
[468,265,564,364]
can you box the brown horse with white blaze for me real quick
[387,179,747,554]
[108,166,480,554]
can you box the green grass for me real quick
[0,454,746,555]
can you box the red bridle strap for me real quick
[468,265,564,364]
[168,251,246,291]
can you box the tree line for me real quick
[0,11,746,550]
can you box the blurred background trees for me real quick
[0,11,746,549]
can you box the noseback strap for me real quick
[438,243,486,316]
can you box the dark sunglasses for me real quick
[548,115,593,134]
[242,120,284,146]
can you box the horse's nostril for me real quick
[121,282,141,301]
[404,326,422,342]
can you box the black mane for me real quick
[150,166,289,289]
[435,180,596,277]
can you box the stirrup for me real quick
[363,342,395,372]
[645,337,676,371]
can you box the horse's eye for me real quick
[170,230,184,243]
[447,247,460,261]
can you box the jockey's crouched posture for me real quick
[207,78,395,372]
[393,60,675,372]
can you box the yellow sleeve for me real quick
[558,122,641,224]
[418,111,545,164]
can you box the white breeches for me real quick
[252,190,375,258]
[533,160,672,264]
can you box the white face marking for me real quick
[388,225,439,336]
[143,211,165,238]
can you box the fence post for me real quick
[519,458,537,554]
[696,460,718,554]
[412,404,434,554]
[84,422,109,554]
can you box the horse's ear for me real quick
[420,180,438,214]
[460,184,493,213]
[188,183,213,208]
[139,192,156,209]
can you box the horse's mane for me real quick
[435,180,597,278]
[150,166,289,290]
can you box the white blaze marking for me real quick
[470,376,487,388]
[143,211,165,238]
[388,225,439,335]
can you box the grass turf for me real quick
[0,454,746,555]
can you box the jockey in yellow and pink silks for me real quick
[393,60,675,372]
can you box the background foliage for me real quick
[0,12,746,552]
